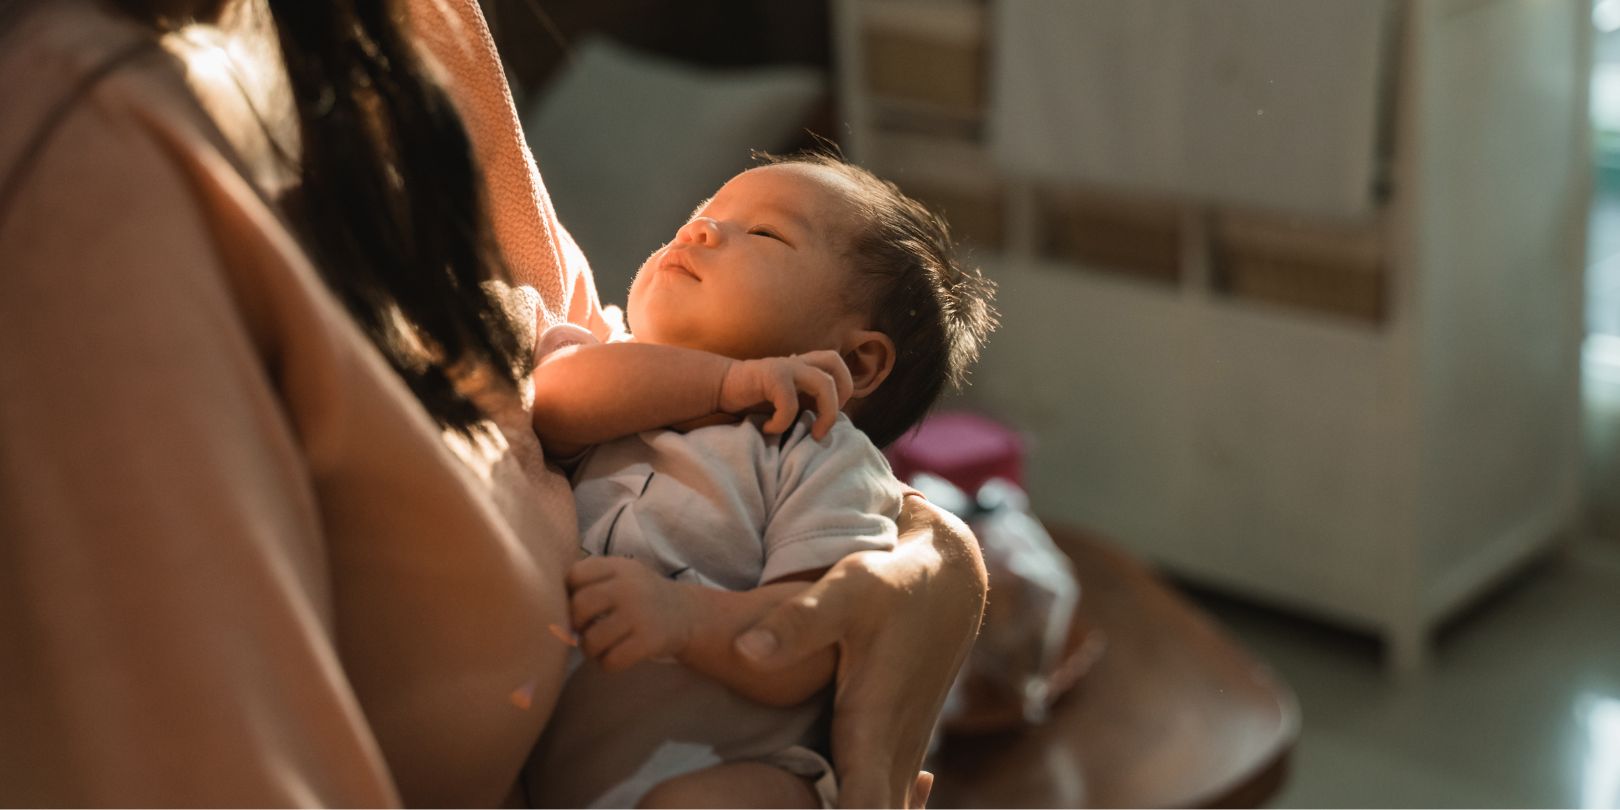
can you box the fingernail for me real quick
[548,623,579,647]
[736,629,778,661]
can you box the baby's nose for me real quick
[675,216,722,247]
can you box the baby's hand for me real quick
[718,351,854,440]
[566,556,694,672]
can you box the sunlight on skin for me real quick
[163,2,302,196]
[510,680,537,711]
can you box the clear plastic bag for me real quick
[914,475,1096,731]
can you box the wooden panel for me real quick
[485,0,832,101]
[866,132,1004,248]
[902,180,1004,248]
[1038,188,1184,285]
[862,31,984,113]
[1211,211,1387,323]
[860,2,986,114]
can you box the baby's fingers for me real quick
[569,583,617,630]
[802,350,854,407]
[580,612,632,661]
[804,376,837,440]
[567,556,623,590]
[793,365,840,439]
[761,369,800,434]
[600,634,655,673]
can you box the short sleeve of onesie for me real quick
[760,417,903,584]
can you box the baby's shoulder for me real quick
[534,322,599,360]
[756,412,887,471]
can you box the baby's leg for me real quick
[636,761,820,809]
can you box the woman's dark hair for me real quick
[760,152,998,448]
[268,0,524,434]
[72,0,527,435]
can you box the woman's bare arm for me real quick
[732,495,987,808]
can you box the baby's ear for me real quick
[842,330,896,399]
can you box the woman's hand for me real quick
[733,495,987,808]
[718,351,854,439]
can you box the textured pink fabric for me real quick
[409,0,615,338]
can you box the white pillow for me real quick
[521,37,826,307]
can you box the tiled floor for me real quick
[1191,535,1620,808]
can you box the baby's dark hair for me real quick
[760,152,998,448]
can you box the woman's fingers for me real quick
[729,497,985,807]
[914,770,934,809]
[735,554,878,669]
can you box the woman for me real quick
[0,0,986,806]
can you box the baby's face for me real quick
[626,164,865,360]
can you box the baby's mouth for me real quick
[659,254,701,281]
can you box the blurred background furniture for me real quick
[931,523,1300,809]
[834,0,1591,674]
[483,1,1620,804]
[879,413,1299,807]
[486,0,838,295]
[489,0,1588,681]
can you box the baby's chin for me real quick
[622,315,706,353]
[642,330,766,362]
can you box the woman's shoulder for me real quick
[0,3,307,356]
[0,0,154,92]
[0,4,393,446]
[0,1,259,226]
[2,1,183,152]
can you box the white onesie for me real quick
[524,326,903,808]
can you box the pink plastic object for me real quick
[885,410,1024,493]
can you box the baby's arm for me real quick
[565,556,835,707]
[531,343,852,457]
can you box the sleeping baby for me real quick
[523,152,996,808]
